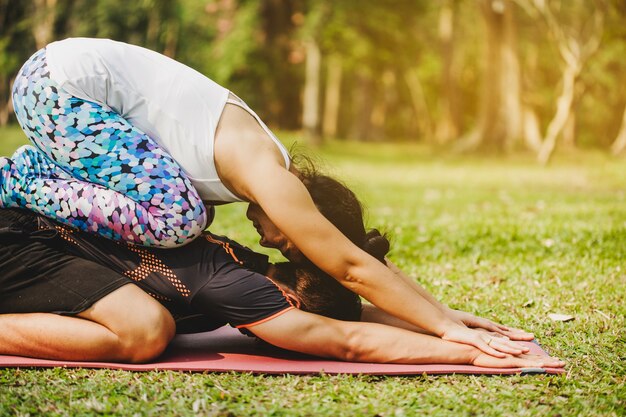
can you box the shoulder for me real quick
[213,105,289,199]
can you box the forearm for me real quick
[250,310,477,365]
[342,321,477,364]
[385,259,452,314]
[344,257,458,336]
[360,303,432,334]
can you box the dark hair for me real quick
[272,262,362,321]
[295,155,390,263]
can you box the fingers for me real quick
[473,318,533,341]
[517,354,566,368]
[476,329,511,340]
[481,320,510,332]
[486,327,513,340]
[467,318,532,340]
[478,341,507,358]
[493,323,510,332]
[475,335,507,358]
[475,353,566,369]
[483,334,530,356]
[488,323,534,341]
[491,338,528,355]
[502,328,535,341]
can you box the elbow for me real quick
[338,264,367,294]
[337,327,366,363]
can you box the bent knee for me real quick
[115,303,176,363]
[152,207,208,248]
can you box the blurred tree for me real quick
[612,106,626,155]
[435,0,460,144]
[516,0,606,164]
[299,2,325,145]
[458,0,522,153]
[606,0,626,155]
[321,53,342,139]
[176,0,293,129]
[0,0,30,125]
[314,0,431,141]
[1,0,625,157]
[31,0,58,49]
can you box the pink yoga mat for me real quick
[0,326,564,375]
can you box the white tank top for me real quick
[45,38,290,203]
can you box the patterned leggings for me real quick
[1,48,208,247]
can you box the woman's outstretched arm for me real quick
[223,150,528,357]
[248,309,565,369]
[383,259,535,341]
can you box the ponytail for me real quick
[362,229,390,263]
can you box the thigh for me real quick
[0,212,131,315]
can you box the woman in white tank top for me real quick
[1,38,533,360]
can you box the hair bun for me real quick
[362,229,390,263]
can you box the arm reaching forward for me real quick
[247,309,565,369]
[382,259,535,341]
[213,120,531,358]
[228,154,528,357]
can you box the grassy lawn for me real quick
[1,125,624,416]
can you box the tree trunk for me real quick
[561,111,576,149]
[32,0,57,49]
[458,0,504,152]
[459,0,521,153]
[500,0,522,151]
[537,62,578,164]
[436,0,460,144]
[302,39,322,145]
[322,54,342,139]
[522,106,542,152]
[517,0,604,163]
[369,70,395,141]
[404,69,433,140]
[0,76,14,126]
[349,73,374,141]
[163,19,179,58]
[611,104,626,155]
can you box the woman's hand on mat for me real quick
[471,352,566,369]
[448,309,535,341]
[441,325,530,358]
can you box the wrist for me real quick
[443,306,457,317]
[466,346,482,365]
[436,320,463,338]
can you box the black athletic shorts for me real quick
[0,208,132,315]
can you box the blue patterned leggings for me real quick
[1,48,208,247]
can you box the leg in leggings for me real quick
[3,48,207,247]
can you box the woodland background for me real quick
[1,3,624,415]
[1,0,626,163]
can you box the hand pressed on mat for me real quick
[472,352,565,369]
[447,309,535,341]
[441,325,530,358]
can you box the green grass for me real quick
[1,125,625,416]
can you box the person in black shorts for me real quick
[0,207,360,361]
[0,209,565,369]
